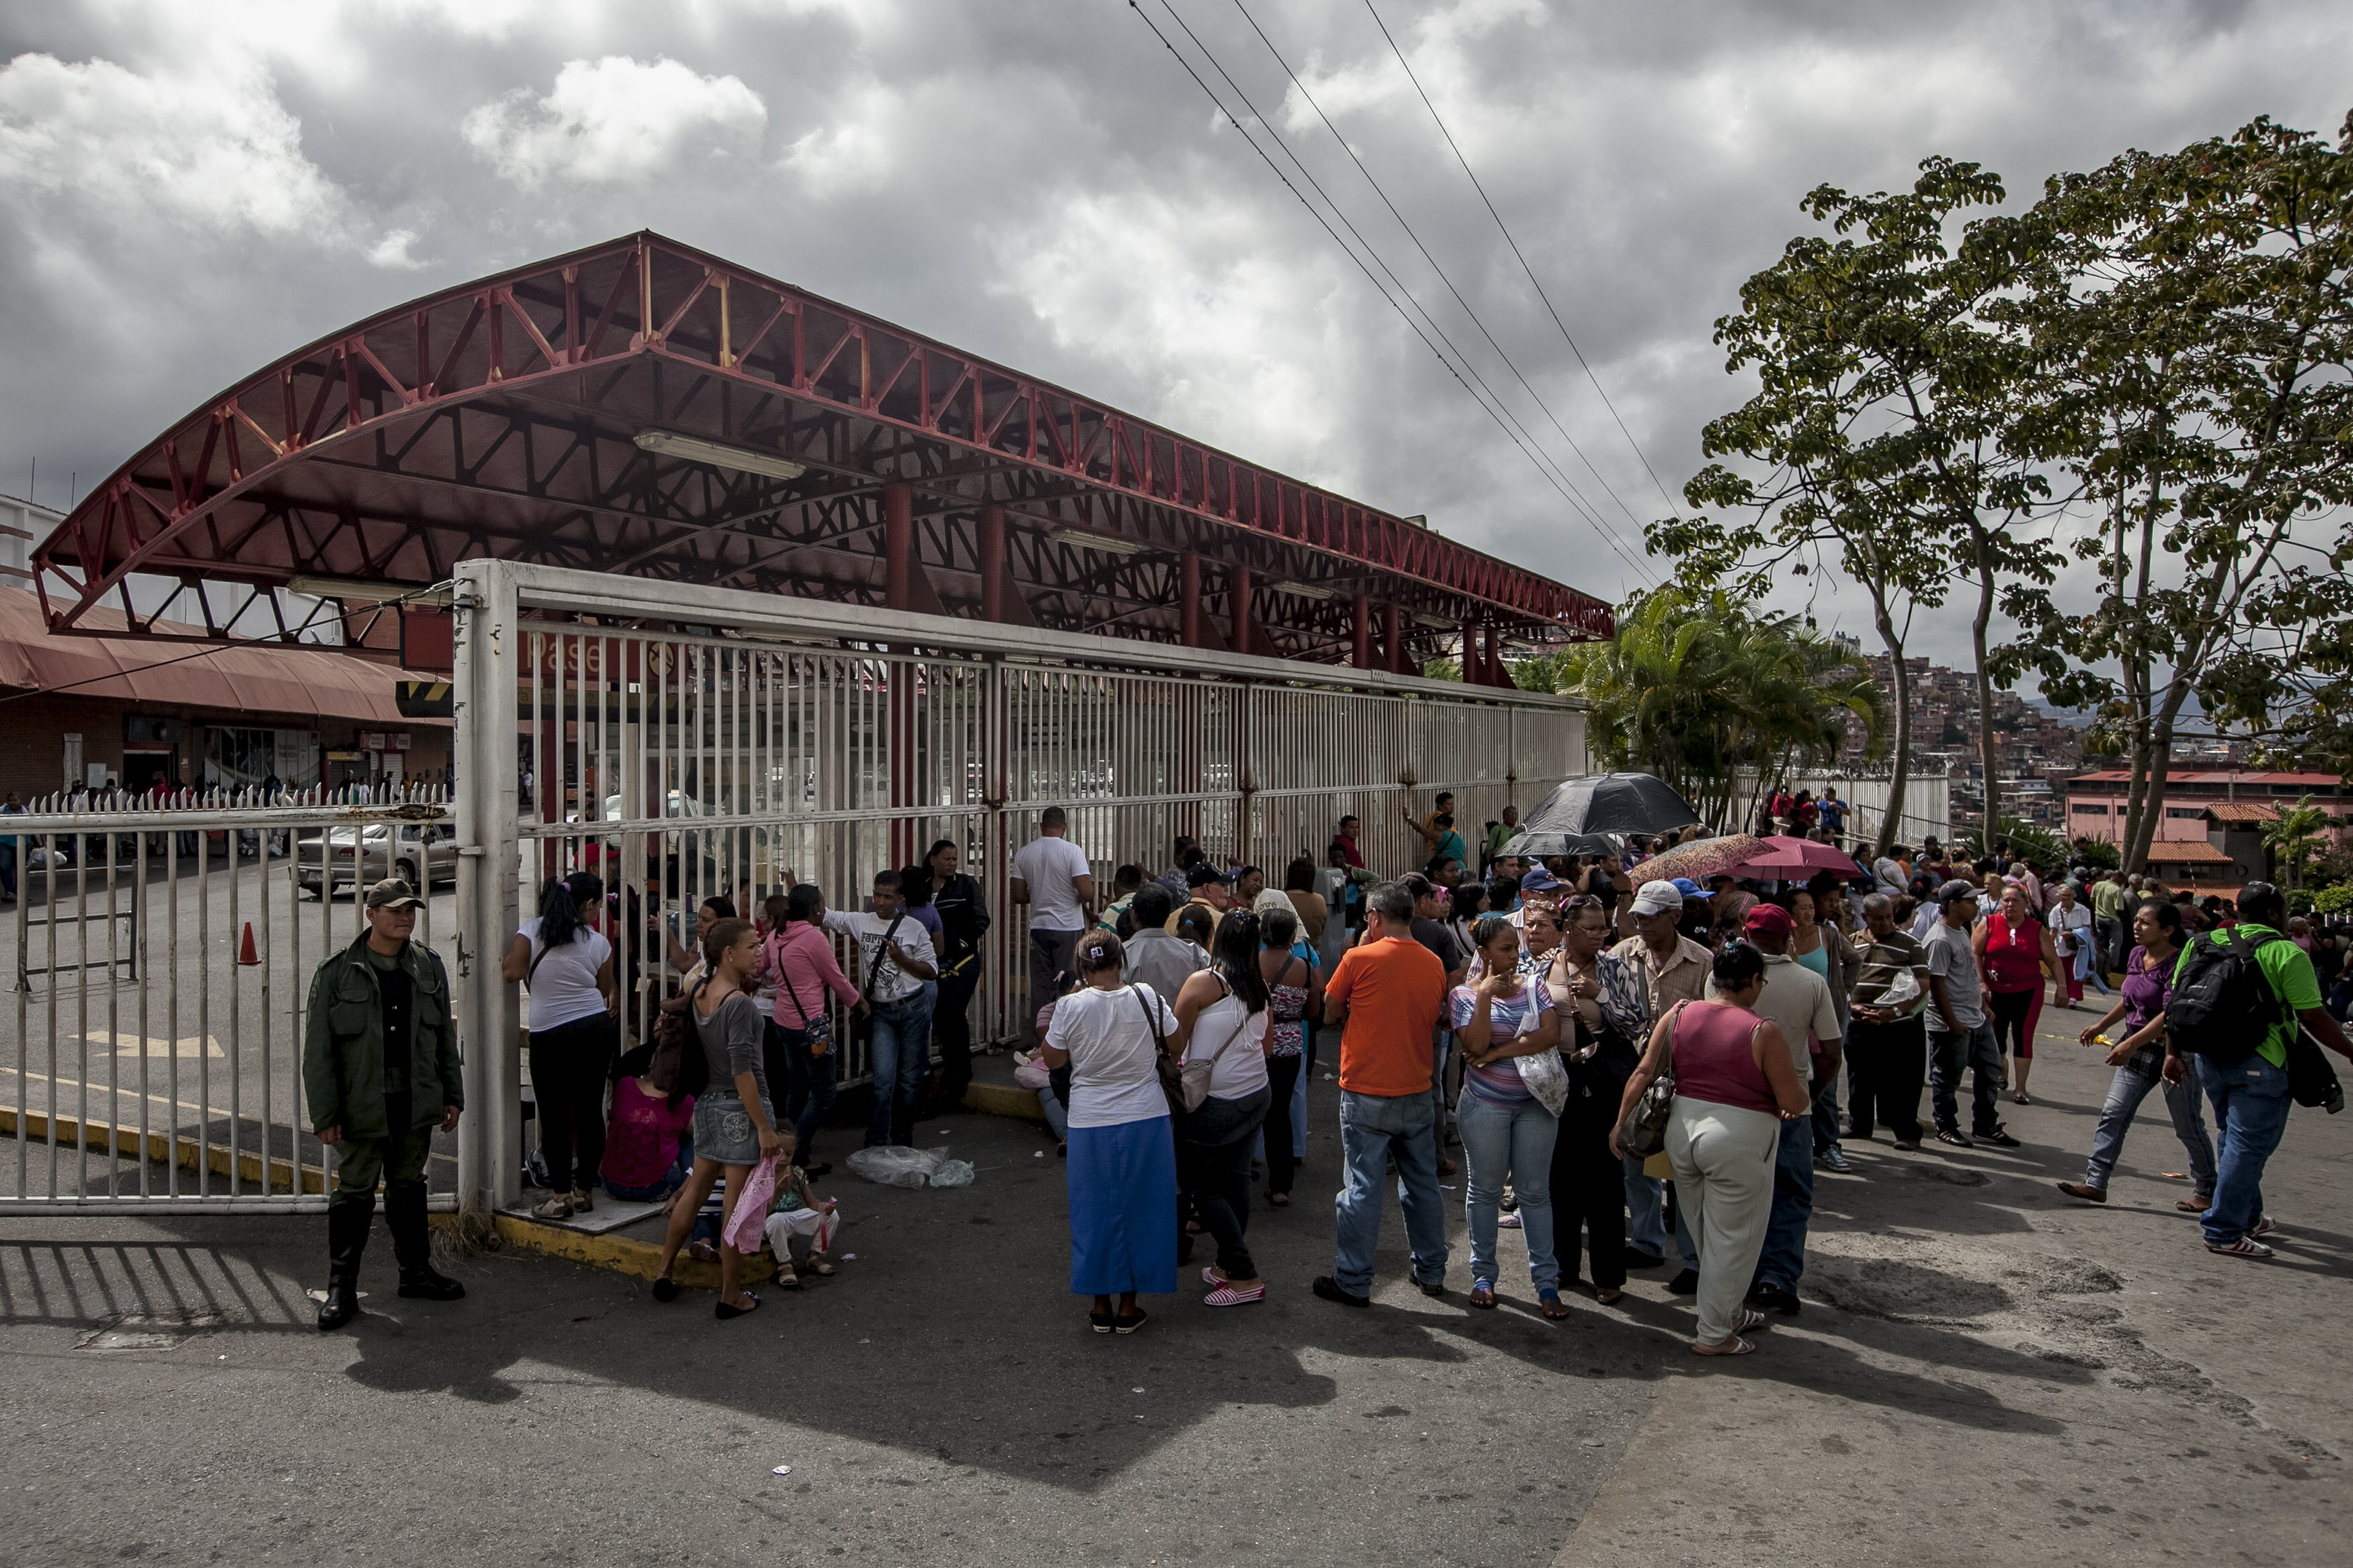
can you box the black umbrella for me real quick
[1498,830,1619,860]
[1518,773,1701,838]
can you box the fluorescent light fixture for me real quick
[635,429,806,483]
[1274,579,1336,602]
[1047,527,1148,557]
[288,575,448,606]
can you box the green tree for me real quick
[1656,158,2061,856]
[2002,114,2353,870]
[1559,589,1882,829]
[2262,795,2334,890]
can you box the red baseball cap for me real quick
[1743,903,1794,939]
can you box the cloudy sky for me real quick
[1,0,2347,671]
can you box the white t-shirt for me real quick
[1185,987,1271,1101]
[518,917,611,1030]
[820,909,939,1007]
[2050,902,2092,955]
[1047,982,1177,1129]
[1010,834,1092,932]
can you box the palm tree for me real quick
[2262,795,2332,891]
[1552,590,1884,829]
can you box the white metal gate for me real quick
[1,786,460,1212]
[452,561,1585,1219]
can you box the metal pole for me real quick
[454,559,522,1221]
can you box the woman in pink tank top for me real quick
[1612,942,1809,1358]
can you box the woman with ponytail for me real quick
[502,872,618,1220]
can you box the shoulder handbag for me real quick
[769,930,834,1053]
[1614,1000,1687,1161]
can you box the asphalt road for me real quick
[2,1008,2348,1568]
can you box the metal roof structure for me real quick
[30,231,1610,676]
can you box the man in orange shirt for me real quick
[1314,880,1449,1308]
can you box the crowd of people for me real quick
[297,798,2353,1344]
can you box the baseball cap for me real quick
[1187,862,1232,889]
[1670,877,1712,903]
[1743,903,1794,940]
[1518,866,1564,893]
[1630,879,1683,917]
[365,877,424,911]
[1938,878,1981,906]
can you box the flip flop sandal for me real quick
[803,1260,837,1276]
[1204,1284,1267,1307]
[2013,1092,2032,1106]
[1736,1308,1769,1333]
[1691,1335,1756,1356]
[1538,1290,1571,1320]
[1268,1192,1291,1207]
[714,1293,761,1321]
[1468,1280,1499,1309]
[1595,1288,1624,1305]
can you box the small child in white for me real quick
[762,1128,840,1286]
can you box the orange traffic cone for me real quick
[238,922,259,966]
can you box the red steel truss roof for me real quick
[30,231,1611,663]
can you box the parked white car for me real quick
[296,822,458,898]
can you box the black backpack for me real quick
[2166,929,2289,1066]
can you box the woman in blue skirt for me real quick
[1041,929,1179,1333]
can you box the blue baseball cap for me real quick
[1671,877,1712,902]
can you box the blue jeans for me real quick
[2085,1065,2217,1198]
[603,1139,694,1202]
[1753,1114,1815,1292]
[1929,1022,2003,1136]
[1332,1089,1448,1296]
[1624,1157,1669,1255]
[2195,1054,2292,1245]
[784,1029,838,1157]
[865,983,937,1147]
[1455,1091,1560,1292]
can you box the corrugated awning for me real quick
[0,587,438,727]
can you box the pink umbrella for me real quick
[1731,835,1864,878]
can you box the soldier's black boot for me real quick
[317,1193,374,1331]
[387,1180,465,1301]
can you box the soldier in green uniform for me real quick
[304,878,467,1330]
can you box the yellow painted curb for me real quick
[0,1105,324,1193]
[431,1210,774,1289]
[962,1079,1043,1122]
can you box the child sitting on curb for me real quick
[761,1128,841,1287]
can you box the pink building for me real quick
[2066,770,2352,888]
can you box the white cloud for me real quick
[462,56,768,190]
[0,50,344,237]
[366,226,430,269]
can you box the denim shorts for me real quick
[690,1091,772,1165]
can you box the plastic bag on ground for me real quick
[928,1159,977,1188]
[845,1145,945,1189]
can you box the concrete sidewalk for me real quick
[1555,1007,2350,1567]
[0,1008,2344,1567]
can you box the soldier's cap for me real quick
[365,878,425,911]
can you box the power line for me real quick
[1362,0,1678,510]
[1152,3,1640,576]
[1145,3,1649,582]
[1231,0,1658,561]
[1129,2,1657,586]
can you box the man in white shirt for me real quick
[1736,902,1841,1317]
[1010,806,1096,1043]
[822,868,939,1149]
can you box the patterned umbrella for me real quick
[1631,833,1769,884]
